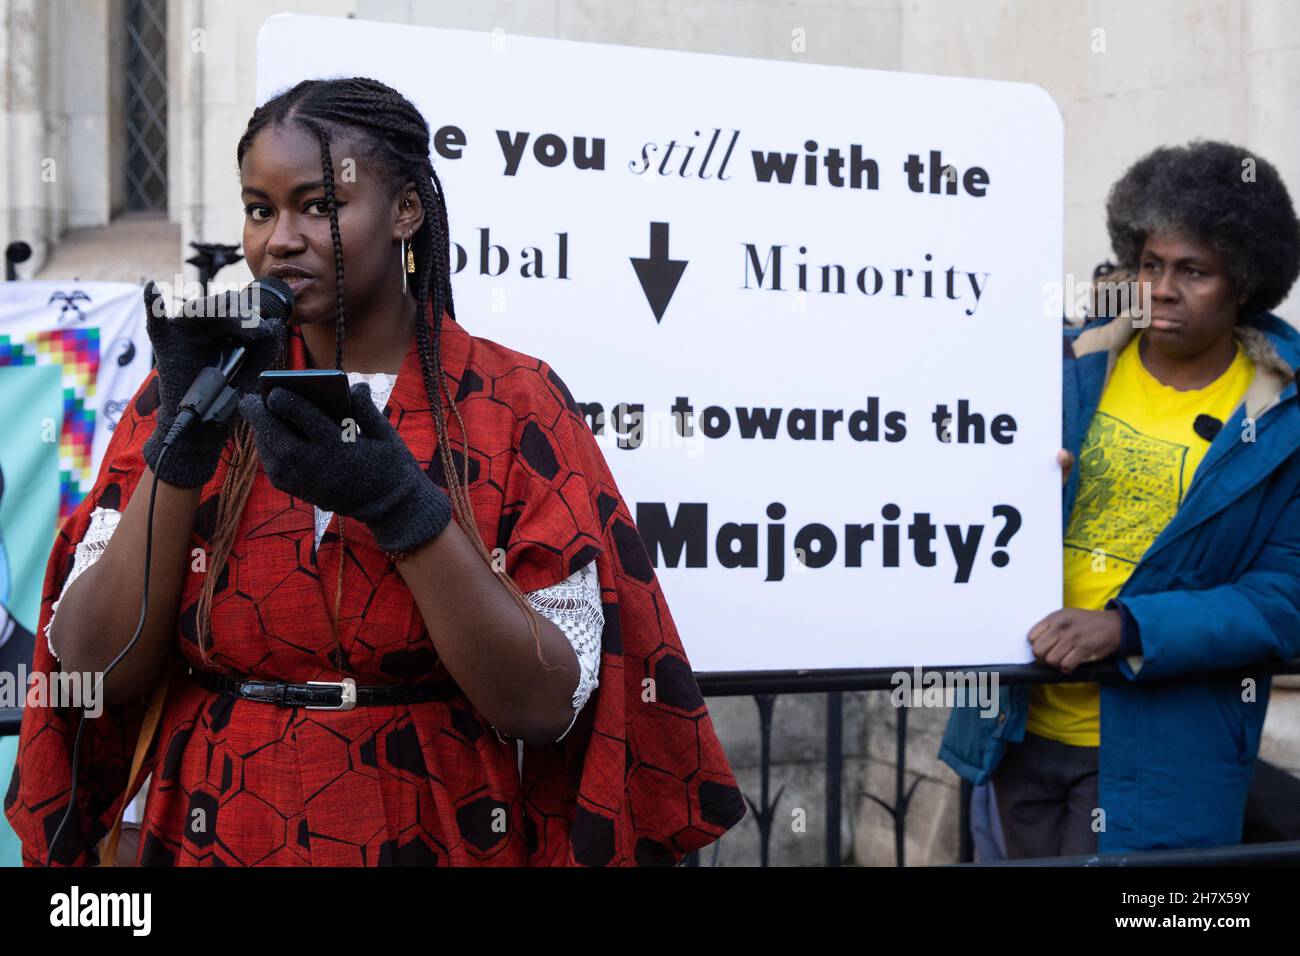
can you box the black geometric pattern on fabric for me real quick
[567,723,590,792]
[211,561,230,597]
[524,811,539,855]
[612,519,654,583]
[634,836,676,866]
[2,764,16,813]
[379,645,438,681]
[596,491,618,528]
[140,830,177,866]
[178,602,199,648]
[454,367,485,401]
[135,375,160,416]
[208,695,234,734]
[519,421,559,479]
[546,368,581,416]
[98,482,122,511]
[571,804,616,866]
[697,780,747,828]
[192,494,220,541]
[185,790,219,847]
[359,735,377,769]
[568,543,601,575]
[600,602,623,655]
[456,796,511,852]
[427,447,480,488]
[379,836,441,866]
[450,706,483,742]
[161,723,194,782]
[653,653,705,711]
[496,506,523,551]
[384,723,429,777]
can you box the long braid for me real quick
[424,172,477,538]
[226,77,554,672]
[428,166,456,322]
[307,121,347,373]
[307,120,351,661]
[195,351,284,661]
[411,176,549,668]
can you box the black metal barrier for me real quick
[4,657,1299,867]
[693,657,1300,866]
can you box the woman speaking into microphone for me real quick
[6,76,744,866]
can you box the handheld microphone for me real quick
[162,277,294,447]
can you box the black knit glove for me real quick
[141,281,285,488]
[237,382,453,555]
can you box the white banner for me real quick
[257,14,1064,672]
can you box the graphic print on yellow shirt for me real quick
[1027,330,1255,747]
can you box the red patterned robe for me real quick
[5,302,745,866]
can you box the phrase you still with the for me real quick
[423,123,994,196]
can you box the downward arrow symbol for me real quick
[630,221,687,324]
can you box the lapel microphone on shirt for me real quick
[1193,414,1223,442]
[1193,365,1299,442]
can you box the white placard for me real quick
[257,14,1064,672]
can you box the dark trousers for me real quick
[992,731,1099,859]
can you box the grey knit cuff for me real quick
[367,476,454,555]
[141,419,226,489]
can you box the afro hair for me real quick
[1105,139,1300,315]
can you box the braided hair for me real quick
[196,77,547,671]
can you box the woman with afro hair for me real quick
[5,76,745,866]
[943,139,1300,856]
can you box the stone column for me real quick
[0,0,54,273]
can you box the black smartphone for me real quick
[259,370,353,423]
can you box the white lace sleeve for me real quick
[49,506,151,825]
[489,559,604,745]
[44,506,122,660]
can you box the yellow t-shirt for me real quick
[1026,330,1255,747]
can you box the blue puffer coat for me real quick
[940,310,1300,852]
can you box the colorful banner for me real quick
[0,279,151,866]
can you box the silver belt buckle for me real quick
[306,677,357,711]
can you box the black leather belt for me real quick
[189,667,451,711]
